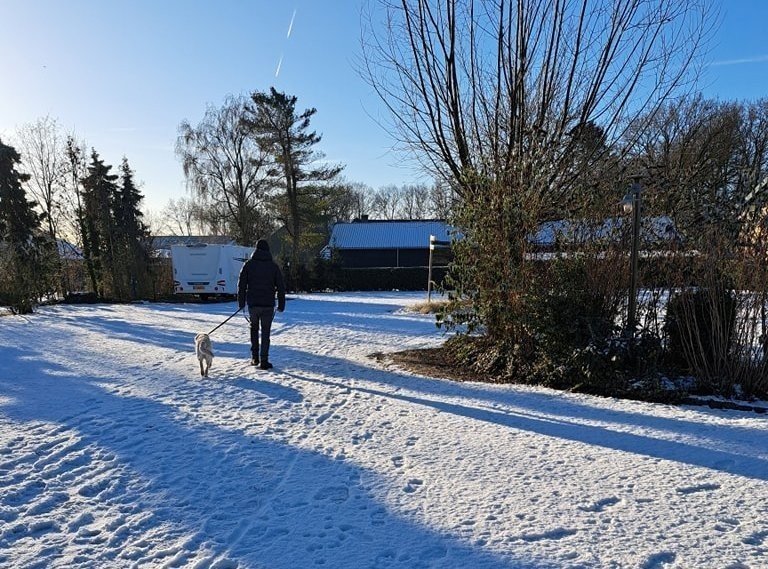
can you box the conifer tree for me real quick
[0,138,45,313]
[114,157,151,299]
[245,88,342,288]
[63,137,91,293]
[81,150,118,298]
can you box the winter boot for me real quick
[259,360,273,370]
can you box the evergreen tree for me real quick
[0,138,45,314]
[245,88,342,288]
[64,137,91,294]
[114,157,151,299]
[81,150,118,298]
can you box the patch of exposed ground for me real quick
[371,347,491,383]
[373,348,768,414]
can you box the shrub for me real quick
[663,287,736,391]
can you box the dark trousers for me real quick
[248,306,275,359]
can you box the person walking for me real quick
[237,239,286,369]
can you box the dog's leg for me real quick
[204,360,209,377]
[199,360,205,377]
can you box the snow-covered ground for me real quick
[1,292,767,569]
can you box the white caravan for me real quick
[171,244,254,298]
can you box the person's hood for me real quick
[250,249,272,261]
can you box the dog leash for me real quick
[206,307,243,336]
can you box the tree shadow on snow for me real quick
[0,344,533,569]
[271,346,768,483]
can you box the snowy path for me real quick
[1,292,767,568]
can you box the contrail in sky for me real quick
[275,54,284,77]
[276,9,295,78]
[287,9,297,39]
[710,54,768,66]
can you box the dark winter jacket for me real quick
[237,249,286,311]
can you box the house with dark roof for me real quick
[321,219,453,291]
[325,219,452,268]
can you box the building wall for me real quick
[337,248,431,268]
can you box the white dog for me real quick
[194,333,213,377]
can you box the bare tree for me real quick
[363,0,713,204]
[371,184,402,219]
[400,183,431,218]
[15,116,65,241]
[344,180,375,219]
[428,179,457,219]
[369,183,433,219]
[176,95,274,246]
[628,97,741,235]
[317,181,370,226]
[362,0,715,379]
[628,97,768,244]
[158,196,209,236]
[736,99,768,212]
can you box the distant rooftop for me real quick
[530,216,680,247]
[57,239,83,260]
[328,220,453,250]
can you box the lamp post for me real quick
[427,234,435,302]
[621,179,642,339]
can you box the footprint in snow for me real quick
[313,486,349,503]
[3,480,46,507]
[676,482,720,495]
[67,512,95,532]
[640,551,676,569]
[315,411,334,425]
[373,549,396,567]
[25,492,69,516]
[391,456,404,468]
[713,518,740,532]
[77,477,111,498]
[418,545,447,560]
[742,530,768,546]
[209,559,238,569]
[403,478,423,493]
[520,527,578,542]
[351,431,373,445]
[370,507,387,526]
[578,496,620,512]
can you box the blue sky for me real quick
[1,0,766,214]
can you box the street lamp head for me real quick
[621,193,634,214]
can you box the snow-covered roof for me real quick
[325,216,679,253]
[328,220,452,250]
[530,216,680,247]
